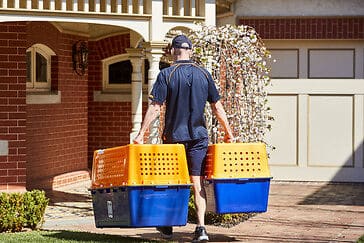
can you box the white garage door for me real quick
[265,40,364,182]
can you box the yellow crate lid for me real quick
[91,144,191,188]
[205,142,270,179]
[91,145,128,189]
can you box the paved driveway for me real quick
[42,181,364,242]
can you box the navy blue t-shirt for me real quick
[149,60,220,143]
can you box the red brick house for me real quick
[0,1,215,192]
[1,0,363,193]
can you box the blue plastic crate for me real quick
[91,185,191,228]
[205,178,271,214]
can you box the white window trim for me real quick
[102,54,131,91]
[26,44,55,92]
[97,54,149,102]
[26,91,61,104]
[94,90,149,102]
[102,53,148,92]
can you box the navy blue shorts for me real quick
[178,138,208,176]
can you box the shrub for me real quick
[0,190,49,233]
[0,192,25,232]
[357,235,364,243]
[23,190,49,230]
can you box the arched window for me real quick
[26,44,55,91]
[102,54,149,91]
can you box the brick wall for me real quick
[88,34,133,167]
[0,22,27,192]
[240,17,364,39]
[26,22,89,189]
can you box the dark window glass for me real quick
[26,51,31,82]
[36,52,47,82]
[109,60,132,84]
[144,59,149,85]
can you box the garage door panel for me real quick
[264,40,364,182]
[308,95,354,167]
[266,95,298,166]
[308,49,355,78]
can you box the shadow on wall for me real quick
[299,142,364,206]
[45,188,92,206]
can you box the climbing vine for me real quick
[164,24,273,146]
[189,23,273,146]
[163,24,274,226]
[164,23,274,147]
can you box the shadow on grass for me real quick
[141,231,239,242]
[45,230,160,242]
[40,230,240,243]
[0,230,161,243]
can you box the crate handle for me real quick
[155,185,169,189]
[236,178,250,183]
[155,185,169,188]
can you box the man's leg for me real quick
[191,175,206,226]
[185,138,209,241]
[191,175,209,242]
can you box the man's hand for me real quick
[211,101,235,143]
[224,133,234,143]
[132,102,161,145]
[133,134,144,144]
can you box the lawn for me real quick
[0,230,161,243]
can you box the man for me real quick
[133,34,234,242]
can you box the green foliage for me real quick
[188,24,274,146]
[357,235,364,243]
[23,190,49,230]
[164,25,274,150]
[0,190,49,233]
[0,192,25,232]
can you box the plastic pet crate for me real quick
[91,144,190,188]
[205,178,271,214]
[205,142,270,179]
[91,185,191,228]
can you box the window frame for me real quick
[26,44,55,91]
[102,54,148,92]
[102,54,131,90]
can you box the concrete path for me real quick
[42,180,364,242]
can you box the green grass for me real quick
[0,230,161,243]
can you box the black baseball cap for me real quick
[171,35,192,49]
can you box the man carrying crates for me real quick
[133,34,234,242]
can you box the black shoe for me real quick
[193,226,209,242]
[156,226,173,239]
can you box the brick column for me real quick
[0,22,27,192]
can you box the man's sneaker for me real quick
[156,226,173,239]
[193,226,209,242]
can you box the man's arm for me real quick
[210,100,234,143]
[133,102,162,144]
